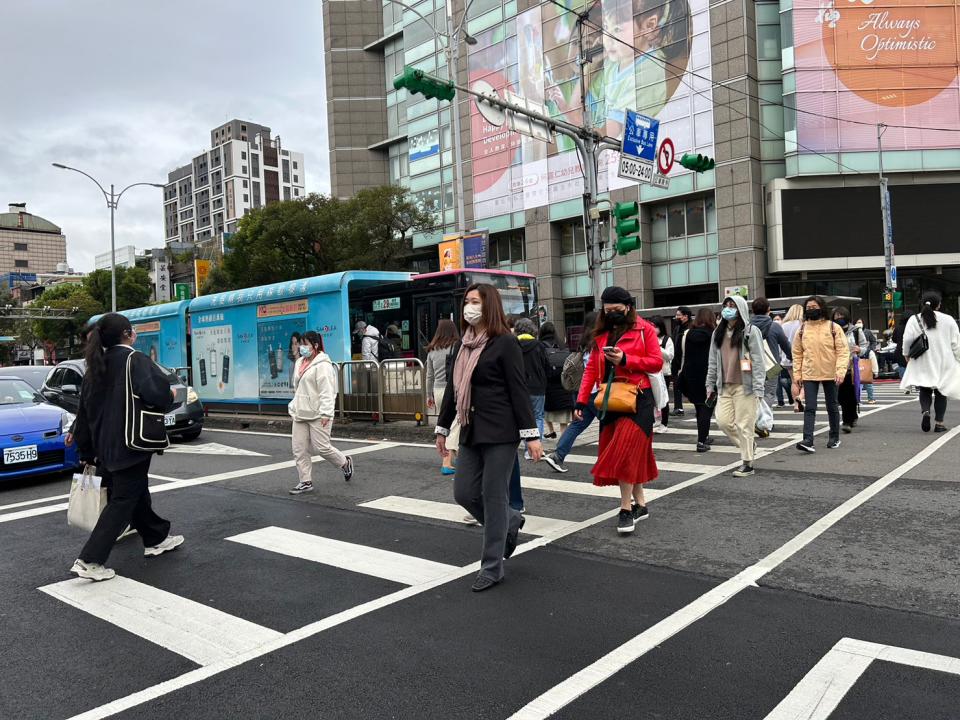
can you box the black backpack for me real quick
[544,345,571,380]
[377,335,399,360]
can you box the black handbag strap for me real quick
[597,365,616,421]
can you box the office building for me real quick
[0,203,68,277]
[163,120,306,251]
[94,245,138,271]
[322,0,960,330]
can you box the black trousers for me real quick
[673,380,684,412]
[837,372,859,426]
[918,387,948,422]
[694,402,713,444]
[79,457,170,565]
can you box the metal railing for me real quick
[336,358,426,424]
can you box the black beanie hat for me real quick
[600,286,633,306]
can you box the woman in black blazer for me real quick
[436,284,541,592]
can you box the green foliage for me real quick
[83,266,153,311]
[211,187,432,293]
[31,283,103,346]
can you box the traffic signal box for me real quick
[614,201,640,255]
[679,153,715,173]
[393,67,456,102]
[882,290,903,310]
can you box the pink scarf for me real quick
[452,326,489,426]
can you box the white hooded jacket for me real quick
[705,294,767,397]
[361,325,380,362]
[288,352,338,421]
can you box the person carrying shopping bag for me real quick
[575,286,662,535]
[289,331,353,494]
[67,313,183,582]
[901,291,960,432]
[436,284,541,592]
[706,295,766,477]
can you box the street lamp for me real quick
[386,0,476,233]
[52,163,164,312]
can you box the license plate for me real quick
[4,445,38,464]
[164,414,176,427]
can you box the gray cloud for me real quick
[0,0,329,272]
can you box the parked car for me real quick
[41,358,204,441]
[0,365,53,392]
[0,378,80,481]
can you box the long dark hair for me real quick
[693,307,716,330]
[85,313,133,384]
[426,318,459,351]
[713,302,745,348]
[461,283,511,336]
[538,321,558,346]
[302,330,324,353]
[920,291,941,329]
[579,311,598,351]
[651,316,668,339]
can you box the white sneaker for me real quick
[70,559,115,582]
[144,534,184,557]
[653,424,668,434]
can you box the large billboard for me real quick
[468,0,714,219]
[793,0,960,153]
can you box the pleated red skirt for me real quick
[592,416,659,487]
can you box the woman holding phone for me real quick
[575,286,662,535]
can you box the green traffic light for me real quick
[613,201,638,221]
[616,218,640,237]
[393,65,455,102]
[616,236,641,255]
[613,201,640,255]
[679,153,715,173]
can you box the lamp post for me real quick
[52,163,164,312]
[386,0,476,233]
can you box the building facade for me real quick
[323,0,960,333]
[94,245,138,271]
[0,203,68,278]
[163,120,306,251]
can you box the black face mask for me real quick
[835,318,848,327]
[805,308,822,321]
[606,311,627,326]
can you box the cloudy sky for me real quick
[0,0,329,272]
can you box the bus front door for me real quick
[415,296,456,358]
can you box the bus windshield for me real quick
[460,271,537,317]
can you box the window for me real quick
[294,188,299,196]
[45,368,64,389]
[284,187,291,201]
[242,165,247,174]
[488,230,526,267]
[14,259,28,268]
[13,242,27,251]
[243,179,249,188]
[241,151,247,160]
[241,124,247,131]
[293,175,299,183]
[243,194,249,202]
[63,369,83,388]
[560,223,586,255]
[293,161,298,169]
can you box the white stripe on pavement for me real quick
[358,495,577,535]
[650,427,798,439]
[38,576,282,667]
[225,526,460,586]
[521,476,666,501]
[562,454,720,474]
[651,441,743,454]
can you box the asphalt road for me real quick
[2,384,959,720]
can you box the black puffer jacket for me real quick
[541,340,575,412]
[517,333,547,395]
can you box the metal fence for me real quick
[336,358,426,424]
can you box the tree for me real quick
[32,283,103,348]
[83,266,153,311]
[212,188,432,292]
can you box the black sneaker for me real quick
[922,412,931,432]
[705,437,714,445]
[732,463,754,477]
[504,515,525,559]
[796,442,816,454]
[934,424,948,433]
[341,456,354,481]
[755,427,770,438]
[631,502,649,523]
[696,441,710,453]
[616,509,635,535]
[841,424,853,434]
[827,438,841,449]
[674,408,685,416]
[543,453,568,473]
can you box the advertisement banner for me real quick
[793,0,960,153]
[439,236,464,270]
[257,317,307,399]
[257,299,309,318]
[462,231,489,269]
[133,332,161,364]
[409,129,441,161]
[468,0,712,220]
[191,324,235,399]
[194,259,211,295]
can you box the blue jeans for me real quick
[509,455,523,511]
[530,395,545,438]
[554,392,598,462]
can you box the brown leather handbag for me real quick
[595,367,639,418]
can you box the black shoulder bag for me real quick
[908,316,929,360]
[125,351,170,451]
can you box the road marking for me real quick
[164,442,267,457]
[521,476,667,500]
[38,576,282,667]
[507,421,959,719]
[651,441,744,454]
[649,427,798,439]
[562,454,719,475]
[225,526,459,586]
[0,493,70,513]
[203,427,435,448]
[62,400,916,720]
[765,637,960,720]
[358,495,578,535]
[0,443,396,525]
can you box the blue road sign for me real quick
[622,110,659,163]
[890,265,897,286]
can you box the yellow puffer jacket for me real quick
[792,320,851,382]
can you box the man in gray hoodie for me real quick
[751,297,792,432]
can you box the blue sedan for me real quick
[0,378,80,481]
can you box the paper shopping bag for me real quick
[67,466,107,532]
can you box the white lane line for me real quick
[225,526,459,586]
[520,476,666,500]
[0,493,70,513]
[651,427,798,439]
[562,454,721,475]
[164,442,267,457]
[0,443,396,525]
[39,576,282,667]
[652,441,743,454]
[65,400,915,720]
[765,637,960,720]
[507,422,960,720]
[358,495,578,535]
[202,427,435,448]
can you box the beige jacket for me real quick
[288,353,337,421]
[792,320,850,382]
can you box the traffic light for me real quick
[614,201,640,255]
[679,153,716,173]
[393,66,456,102]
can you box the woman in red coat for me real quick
[576,286,662,534]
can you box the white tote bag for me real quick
[755,397,774,432]
[67,466,107,532]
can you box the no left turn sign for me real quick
[657,138,675,176]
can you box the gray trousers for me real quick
[454,442,523,581]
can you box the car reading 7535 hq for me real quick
[4,445,39,464]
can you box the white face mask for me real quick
[463,304,483,326]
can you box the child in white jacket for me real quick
[289,331,353,494]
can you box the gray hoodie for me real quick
[750,313,792,364]
[706,295,766,397]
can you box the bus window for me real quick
[462,271,536,318]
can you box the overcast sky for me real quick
[0,0,328,272]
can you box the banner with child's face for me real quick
[468,0,714,219]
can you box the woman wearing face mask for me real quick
[289,331,353,494]
[575,287,662,534]
[436,284,541,592]
[792,296,850,453]
[831,306,867,433]
[706,296,766,477]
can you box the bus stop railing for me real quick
[379,358,426,424]
[337,360,382,421]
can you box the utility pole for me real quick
[878,123,896,292]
